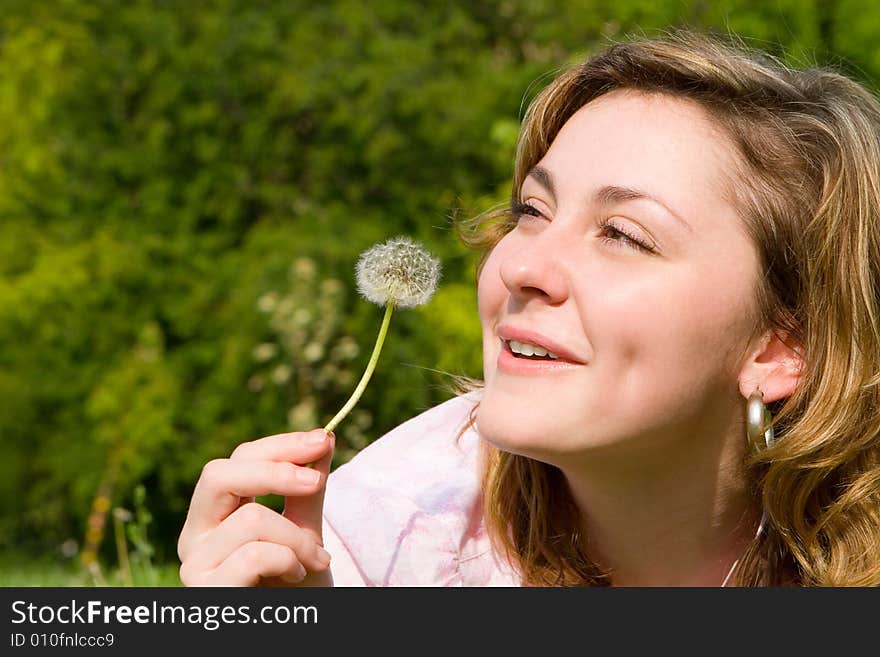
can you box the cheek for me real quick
[591,264,756,383]
[476,244,513,383]
[476,244,507,323]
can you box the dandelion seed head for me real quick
[112,508,133,522]
[253,342,278,362]
[355,236,441,308]
[303,342,325,363]
[257,292,278,313]
[271,364,292,385]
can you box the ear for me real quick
[737,329,803,403]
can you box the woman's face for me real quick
[476,89,763,464]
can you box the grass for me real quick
[0,552,181,587]
[1,483,180,587]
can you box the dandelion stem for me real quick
[323,300,395,435]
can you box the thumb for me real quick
[282,428,334,544]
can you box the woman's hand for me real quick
[177,428,335,586]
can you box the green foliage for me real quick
[0,0,871,573]
[0,553,181,587]
[113,484,161,586]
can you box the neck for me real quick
[560,408,761,586]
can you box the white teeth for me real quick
[508,339,559,359]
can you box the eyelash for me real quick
[510,200,654,253]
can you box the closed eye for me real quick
[596,219,654,253]
[510,200,654,253]
[511,200,542,220]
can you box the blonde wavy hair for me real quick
[447,29,880,586]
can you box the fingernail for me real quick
[281,561,307,584]
[296,467,321,484]
[305,431,327,445]
[317,547,331,566]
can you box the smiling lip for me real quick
[497,325,587,364]
[495,325,587,375]
[497,340,584,374]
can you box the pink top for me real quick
[320,390,522,586]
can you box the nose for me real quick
[498,233,570,304]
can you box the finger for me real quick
[186,502,332,575]
[179,458,325,556]
[229,429,333,510]
[230,429,334,465]
[194,541,306,587]
[283,431,335,542]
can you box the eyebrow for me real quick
[525,165,693,234]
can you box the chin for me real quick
[475,384,640,464]
[475,391,574,464]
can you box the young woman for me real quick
[177,30,880,587]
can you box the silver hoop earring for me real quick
[746,388,775,543]
[746,387,776,451]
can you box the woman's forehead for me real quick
[532,89,743,230]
